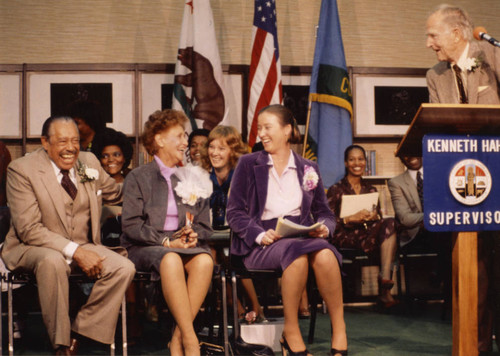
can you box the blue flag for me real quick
[304,0,352,187]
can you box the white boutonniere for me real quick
[77,161,99,183]
[174,165,213,206]
[464,57,481,72]
[303,165,319,191]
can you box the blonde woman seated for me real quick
[200,125,266,324]
[227,105,347,356]
[121,109,214,356]
[327,144,398,308]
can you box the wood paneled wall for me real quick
[1,0,499,68]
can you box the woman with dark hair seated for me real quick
[186,128,210,165]
[227,104,347,356]
[93,127,133,183]
[121,109,214,356]
[327,144,398,308]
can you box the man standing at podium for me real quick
[426,4,500,353]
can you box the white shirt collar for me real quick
[49,160,77,184]
[456,42,470,71]
[267,150,296,169]
[407,167,423,185]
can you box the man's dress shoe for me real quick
[55,338,79,356]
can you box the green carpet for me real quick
[5,301,485,355]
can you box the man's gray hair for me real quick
[434,4,474,41]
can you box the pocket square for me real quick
[478,85,489,92]
[97,190,102,196]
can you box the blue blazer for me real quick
[227,150,335,256]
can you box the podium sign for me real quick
[424,133,500,232]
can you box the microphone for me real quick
[473,26,500,48]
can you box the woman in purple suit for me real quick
[227,105,347,356]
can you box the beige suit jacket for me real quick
[2,148,122,269]
[388,170,423,246]
[426,41,500,104]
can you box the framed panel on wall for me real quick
[281,68,311,135]
[0,73,22,138]
[140,71,244,134]
[27,72,135,137]
[352,67,429,137]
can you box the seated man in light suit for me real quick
[387,157,424,248]
[426,4,500,352]
[1,116,135,355]
[388,156,451,300]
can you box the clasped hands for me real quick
[261,223,329,246]
[165,227,198,249]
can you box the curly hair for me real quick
[141,109,188,155]
[200,125,247,171]
[93,127,134,169]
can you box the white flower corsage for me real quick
[77,161,99,183]
[303,165,319,191]
[174,165,213,206]
[464,57,481,72]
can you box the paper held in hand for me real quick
[275,217,323,237]
[339,192,379,218]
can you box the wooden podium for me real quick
[396,103,500,356]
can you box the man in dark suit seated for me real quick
[1,116,135,355]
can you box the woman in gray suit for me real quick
[121,109,214,356]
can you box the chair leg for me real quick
[396,254,403,299]
[121,295,127,356]
[8,274,13,356]
[307,275,317,344]
[231,271,239,340]
[0,274,3,356]
[221,270,230,356]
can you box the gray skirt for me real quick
[127,244,212,281]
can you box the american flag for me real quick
[247,0,282,147]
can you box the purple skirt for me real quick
[243,237,342,272]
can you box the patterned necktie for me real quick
[61,170,77,200]
[452,64,468,104]
[417,171,424,207]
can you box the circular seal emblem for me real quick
[449,159,492,206]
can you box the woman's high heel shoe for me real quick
[280,334,310,356]
[331,348,348,356]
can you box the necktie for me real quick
[417,171,424,207]
[452,64,468,104]
[61,170,77,200]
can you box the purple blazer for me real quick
[227,150,335,256]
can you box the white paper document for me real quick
[339,192,379,218]
[275,217,322,237]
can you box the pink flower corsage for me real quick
[303,165,319,191]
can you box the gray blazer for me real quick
[120,160,212,250]
[388,170,423,246]
[426,40,500,104]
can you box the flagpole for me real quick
[302,97,313,157]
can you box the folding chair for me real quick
[4,271,127,356]
[228,231,319,351]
